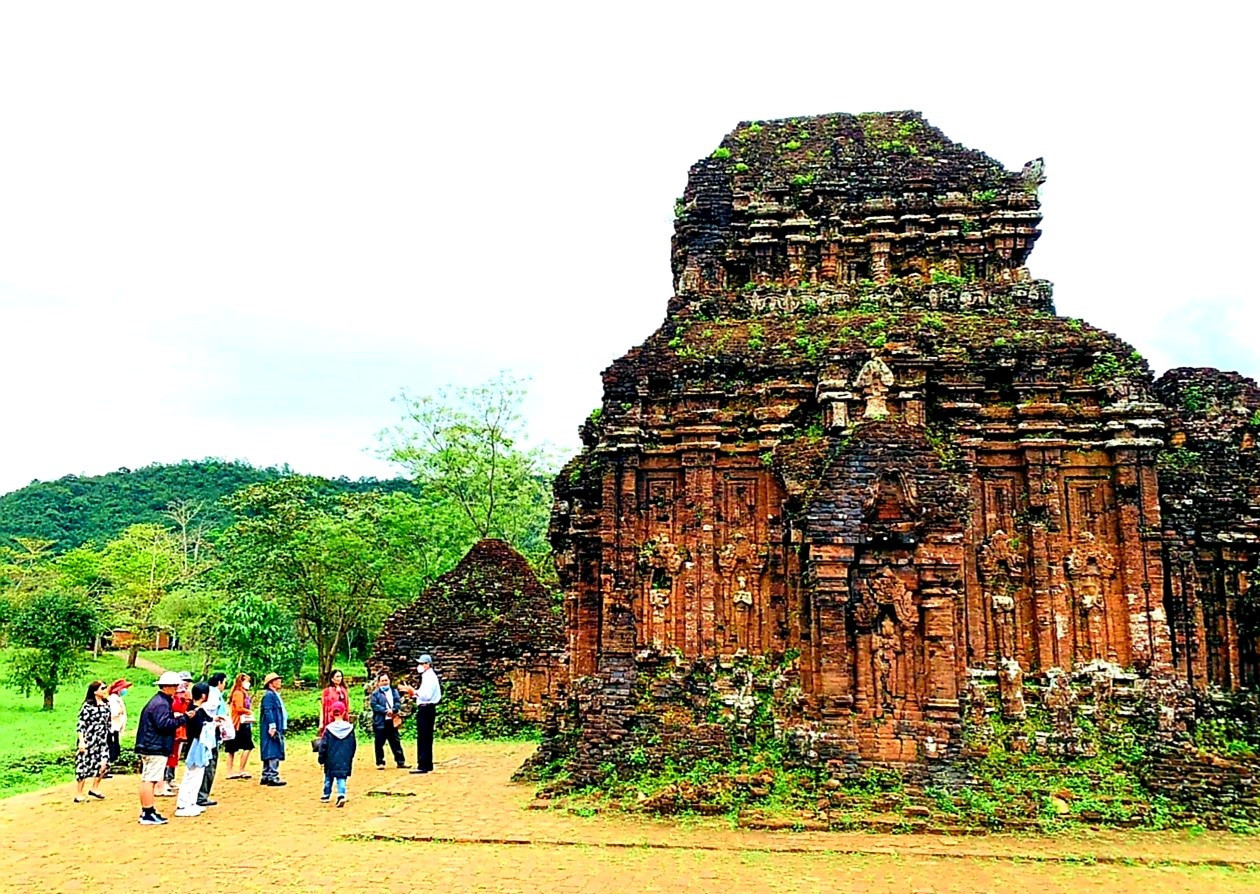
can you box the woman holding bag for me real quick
[224,674,255,779]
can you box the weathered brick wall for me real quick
[371,539,567,727]
[1156,368,1260,690]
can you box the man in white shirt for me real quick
[410,655,442,774]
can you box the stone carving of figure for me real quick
[997,657,1026,719]
[1065,531,1116,662]
[965,676,989,727]
[650,534,686,575]
[854,356,895,420]
[1042,668,1081,754]
[872,614,903,714]
[732,574,753,609]
[978,531,1026,662]
[716,531,755,573]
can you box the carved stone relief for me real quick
[978,530,1026,661]
[1064,531,1117,661]
[854,356,895,419]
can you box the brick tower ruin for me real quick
[371,539,566,729]
[548,112,1259,775]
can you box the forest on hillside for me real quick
[0,460,414,551]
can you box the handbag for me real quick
[311,735,322,753]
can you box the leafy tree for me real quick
[0,537,58,594]
[100,524,184,667]
[153,588,218,671]
[4,588,103,710]
[380,372,555,569]
[208,592,303,682]
[54,544,111,656]
[217,478,430,681]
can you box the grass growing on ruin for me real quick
[537,656,1260,835]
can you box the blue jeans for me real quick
[262,758,281,782]
[322,775,347,799]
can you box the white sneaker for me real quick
[174,806,204,817]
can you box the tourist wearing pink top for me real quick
[320,669,350,734]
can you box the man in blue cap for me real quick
[409,655,441,774]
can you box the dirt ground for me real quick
[1,740,1255,894]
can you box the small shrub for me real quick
[929,269,968,288]
[1180,385,1207,413]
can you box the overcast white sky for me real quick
[1,2,1256,496]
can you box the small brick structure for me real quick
[370,539,566,727]
[541,111,1259,804]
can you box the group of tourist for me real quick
[128,669,288,824]
[71,655,440,825]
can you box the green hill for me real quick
[0,459,415,551]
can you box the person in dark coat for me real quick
[368,672,408,769]
[317,702,357,807]
[134,671,192,825]
[258,672,288,787]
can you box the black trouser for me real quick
[107,731,121,764]
[415,704,436,772]
[197,746,218,803]
[374,723,405,767]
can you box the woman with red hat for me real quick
[105,678,130,773]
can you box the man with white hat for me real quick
[134,671,193,825]
[410,655,441,774]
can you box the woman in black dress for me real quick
[74,681,111,802]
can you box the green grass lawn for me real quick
[0,649,158,797]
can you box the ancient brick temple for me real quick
[371,539,566,723]
[550,112,1259,768]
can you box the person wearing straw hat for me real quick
[134,671,193,825]
[258,672,288,786]
[409,655,441,775]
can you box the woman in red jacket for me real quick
[319,669,349,734]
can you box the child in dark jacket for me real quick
[317,702,356,807]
